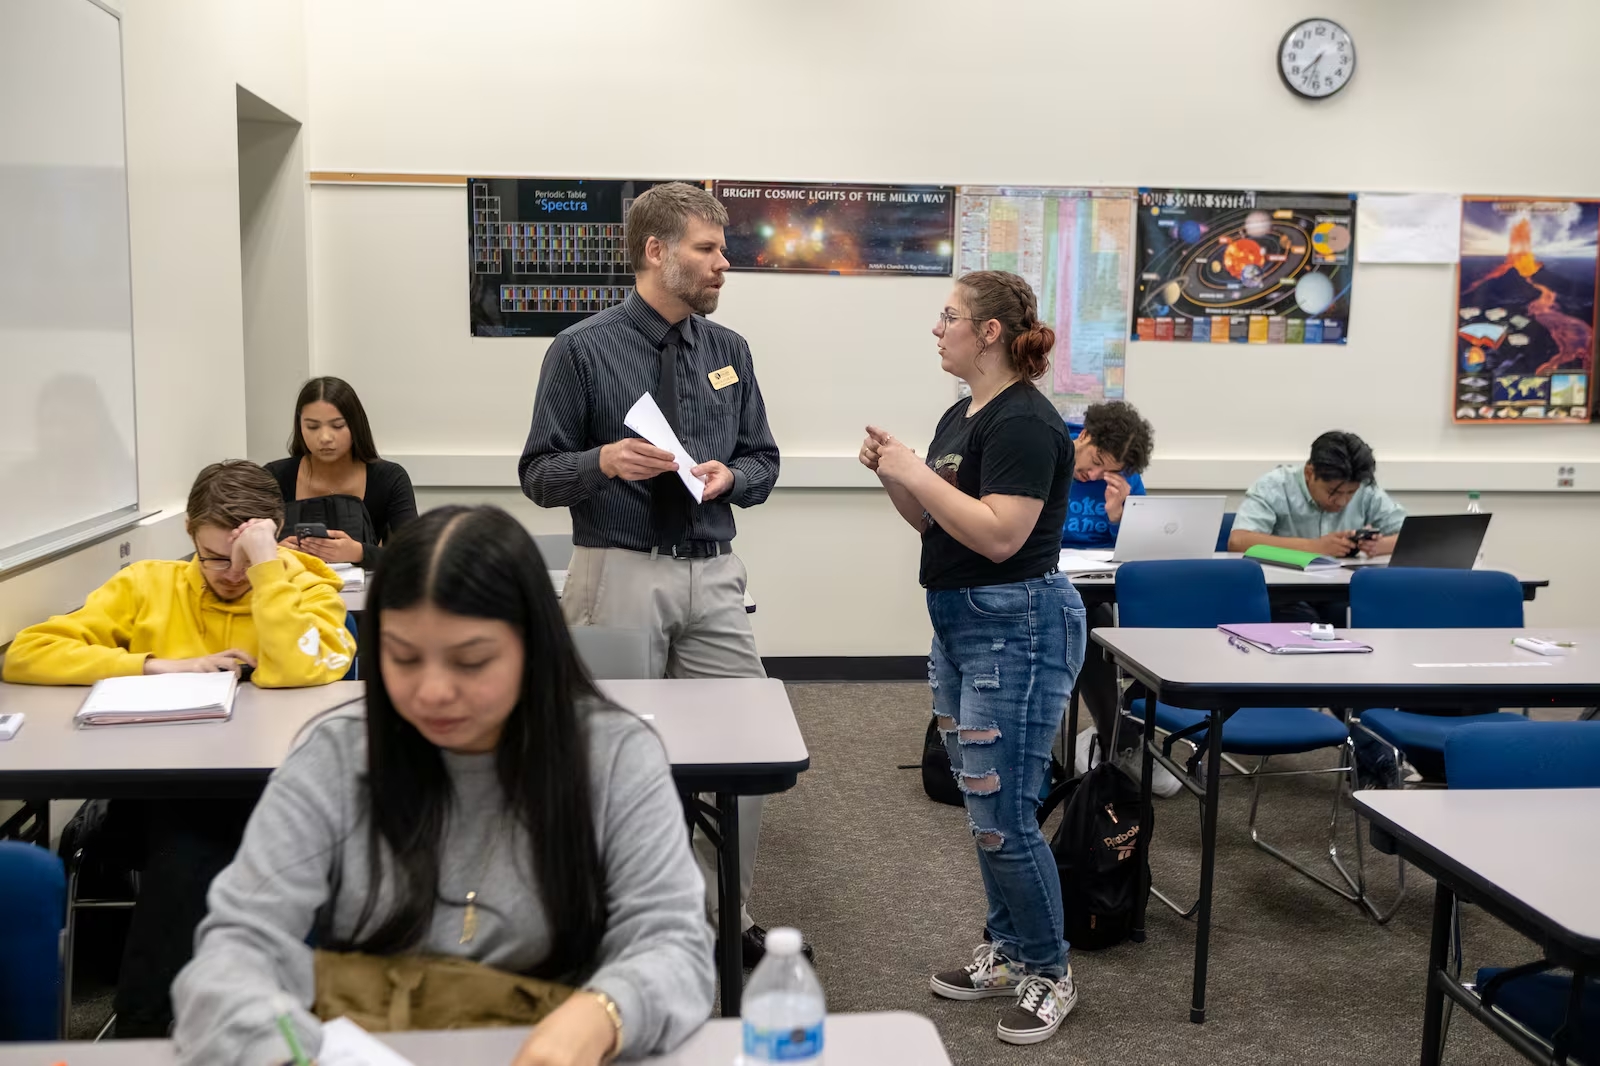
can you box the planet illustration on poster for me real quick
[1132,189,1355,343]
[1294,271,1335,315]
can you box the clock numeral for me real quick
[1315,24,1326,35]
[1337,41,1347,51]
[1335,67,1344,77]
[1287,51,1297,60]
[1291,65,1300,75]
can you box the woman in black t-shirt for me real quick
[860,271,1086,1047]
[267,376,418,572]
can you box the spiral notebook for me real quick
[1218,623,1373,655]
[75,672,239,726]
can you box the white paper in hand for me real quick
[623,392,705,503]
[317,1017,419,1066]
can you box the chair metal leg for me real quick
[1246,753,1363,902]
[1334,720,1409,923]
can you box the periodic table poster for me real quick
[468,177,676,337]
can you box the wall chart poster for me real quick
[713,181,955,276]
[1453,197,1598,424]
[469,177,677,338]
[957,186,1135,419]
[1132,188,1356,344]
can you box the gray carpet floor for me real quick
[749,682,1563,1066]
[67,682,1569,1064]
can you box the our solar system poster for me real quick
[1132,188,1356,344]
[712,181,955,276]
[1453,197,1598,425]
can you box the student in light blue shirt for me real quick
[1060,402,1154,552]
[1228,430,1405,558]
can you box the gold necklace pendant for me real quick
[460,890,478,944]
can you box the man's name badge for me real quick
[708,366,739,390]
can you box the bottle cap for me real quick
[766,927,803,955]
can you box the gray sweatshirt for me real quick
[172,701,714,1066]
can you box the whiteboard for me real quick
[0,0,138,565]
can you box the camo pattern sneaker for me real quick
[996,970,1077,1045]
[930,942,1026,1001]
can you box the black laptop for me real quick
[1344,513,1492,569]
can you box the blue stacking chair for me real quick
[0,841,67,1040]
[1114,560,1356,914]
[1349,568,1531,782]
[1215,512,1236,553]
[1343,568,1533,921]
[1448,722,1600,1064]
[343,612,360,681]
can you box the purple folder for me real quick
[1218,623,1373,654]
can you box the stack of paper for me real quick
[329,563,366,591]
[1058,549,1117,574]
[75,672,239,726]
[318,1017,418,1066]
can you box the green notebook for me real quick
[1243,544,1343,571]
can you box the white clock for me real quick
[1279,18,1355,99]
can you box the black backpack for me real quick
[918,718,1067,808]
[1038,761,1152,950]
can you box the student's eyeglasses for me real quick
[196,554,235,572]
[935,309,978,330]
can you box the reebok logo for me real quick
[1103,825,1140,861]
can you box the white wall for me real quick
[239,106,312,463]
[0,0,310,644]
[306,0,1600,656]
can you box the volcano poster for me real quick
[1454,197,1599,424]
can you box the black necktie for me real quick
[651,325,687,548]
[658,324,682,434]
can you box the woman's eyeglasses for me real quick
[935,309,977,330]
[1227,634,1254,655]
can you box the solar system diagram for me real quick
[1132,189,1356,344]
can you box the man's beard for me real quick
[662,251,720,315]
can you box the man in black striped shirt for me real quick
[519,181,796,962]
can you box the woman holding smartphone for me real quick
[860,271,1085,1047]
[267,376,418,572]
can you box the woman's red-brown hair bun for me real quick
[956,270,1056,381]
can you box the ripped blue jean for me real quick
[928,571,1086,977]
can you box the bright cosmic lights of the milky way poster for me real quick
[1452,196,1599,425]
[712,180,956,276]
[1132,188,1356,344]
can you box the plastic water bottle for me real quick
[1466,491,1483,514]
[741,927,824,1064]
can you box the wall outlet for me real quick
[1556,464,1577,489]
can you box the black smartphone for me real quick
[1353,528,1381,542]
[294,522,330,540]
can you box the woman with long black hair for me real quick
[267,376,418,572]
[172,506,713,1065]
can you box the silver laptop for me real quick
[1111,495,1227,562]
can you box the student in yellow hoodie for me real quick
[4,462,353,685]
[2,459,352,1037]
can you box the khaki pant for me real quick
[563,546,765,932]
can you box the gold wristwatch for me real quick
[586,987,624,1062]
